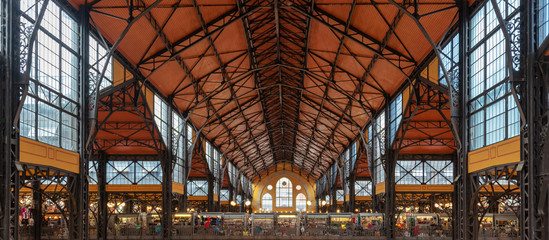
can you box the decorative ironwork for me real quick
[5,0,549,239]
[468,163,520,239]
[18,164,79,240]
[507,15,522,71]
[18,19,31,73]
[395,192,453,213]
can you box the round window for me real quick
[282,181,287,186]
[267,185,273,190]
[296,185,302,190]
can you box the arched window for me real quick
[276,177,292,207]
[296,193,306,212]
[262,193,273,212]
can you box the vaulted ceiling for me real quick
[70,0,460,179]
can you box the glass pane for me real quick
[276,177,293,207]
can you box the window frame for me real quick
[276,177,293,207]
[295,193,307,212]
[262,193,273,212]
[19,0,81,152]
[467,0,521,151]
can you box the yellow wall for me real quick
[252,171,316,212]
[395,185,453,192]
[355,196,372,201]
[173,182,184,194]
[468,136,520,173]
[376,182,453,194]
[20,137,80,173]
[375,182,385,195]
[113,59,133,86]
[188,196,207,201]
[141,86,154,110]
[402,84,412,110]
[20,184,68,193]
[420,57,440,84]
[479,185,519,193]
[105,185,162,192]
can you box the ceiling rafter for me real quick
[192,0,272,175]
[137,1,262,176]
[94,81,164,153]
[290,3,415,63]
[139,6,258,65]
[237,0,279,170]
[81,0,459,180]
[307,97,354,178]
[236,0,309,173]
[357,4,405,94]
[302,0,357,178]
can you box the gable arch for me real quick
[252,170,316,212]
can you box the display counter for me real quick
[224,213,248,236]
[275,213,299,236]
[328,213,354,236]
[251,213,274,236]
[304,213,328,236]
[358,213,383,236]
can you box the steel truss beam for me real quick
[93,151,108,240]
[95,0,462,180]
[192,0,273,181]
[453,1,470,239]
[289,3,415,64]
[75,0,463,187]
[468,163,521,239]
[18,164,80,240]
[395,157,453,185]
[517,0,546,239]
[238,0,282,173]
[301,0,357,180]
[0,0,20,238]
[370,19,457,239]
[134,0,263,179]
[138,6,259,66]
[1,0,59,238]
[233,0,314,177]
[86,0,163,152]
[89,151,168,239]
[94,80,163,153]
[536,58,549,238]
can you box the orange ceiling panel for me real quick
[68,0,460,179]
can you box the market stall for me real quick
[358,213,383,236]
[251,213,275,236]
[223,213,248,236]
[275,213,299,236]
[303,213,328,236]
[328,213,355,236]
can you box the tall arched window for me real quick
[296,193,306,212]
[262,193,273,212]
[276,177,292,207]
